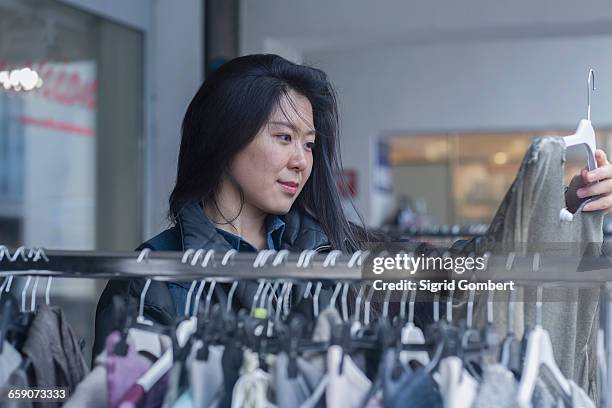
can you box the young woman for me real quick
[92,54,369,356]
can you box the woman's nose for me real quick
[288,144,308,171]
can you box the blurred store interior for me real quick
[2,0,612,361]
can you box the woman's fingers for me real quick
[583,193,612,212]
[577,178,612,199]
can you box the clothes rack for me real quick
[1,246,612,407]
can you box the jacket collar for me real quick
[177,201,330,252]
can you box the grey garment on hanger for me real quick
[451,137,602,400]
[274,352,325,408]
[0,341,22,386]
[273,307,340,408]
[472,364,518,408]
[326,345,382,408]
[190,342,224,408]
[63,351,107,408]
[311,307,342,343]
[305,306,343,374]
[21,305,89,407]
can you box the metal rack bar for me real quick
[1,249,612,283]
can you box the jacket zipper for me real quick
[314,244,332,252]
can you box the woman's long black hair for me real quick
[169,54,368,251]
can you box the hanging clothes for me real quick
[231,349,276,408]
[452,137,602,399]
[0,341,22,386]
[105,330,170,408]
[381,348,442,408]
[274,352,326,408]
[437,357,477,408]
[63,350,107,408]
[472,364,519,408]
[20,304,89,408]
[190,343,224,408]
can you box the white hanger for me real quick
[562,69,597,171]
[129,249,166,357]
[399,288,430,366]
[122,248,219,402]
[516,255,571,407]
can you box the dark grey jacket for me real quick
[92,202,332,358]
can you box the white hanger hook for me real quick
[200,249,215,268]
[399,288,409,320]
[227,281,238,313]
[272,250,290,266]
[30,277,40,312]
[382,289,392,320]
[341,283,350,321]
[298,250,318,269]
[181,249,196,264]
[221,249,237,266]
[433,292,440,322]
[330,282,342,311]
[21,276,32,312]
[587,68,595,121]
[364,285,375,326]
[354,284,366,322]
[136,249,153,326]
[408,289,417,324]
[184,280,198,316]
[10,246,27,262]
[281,282,293,319]
[192,279,207,317]
[136,248,151,263]
[312,281,322,318]
[45,277,53,305]
[274,282,289,323]
[30,248,50,309]
[203,280,217,317]
[181,250,197,316]
[251,281,266,315]
[0,245,8,261]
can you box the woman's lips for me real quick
[278,181,298,195]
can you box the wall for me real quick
[302,36,612,225]
[146,0,204,236]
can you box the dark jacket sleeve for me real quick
[92,227,182,360]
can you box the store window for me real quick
[388,130,612,226]
[0,0,144,250]
[0,0,145,364]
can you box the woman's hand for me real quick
[566,149,612,213]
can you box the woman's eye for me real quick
[276,134,291,142]
[305,142,316,150]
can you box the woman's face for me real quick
[229,90,315,215]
